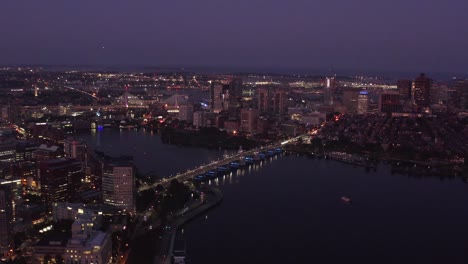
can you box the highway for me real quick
[138,134,309,192]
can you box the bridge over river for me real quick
[138,134,309,192]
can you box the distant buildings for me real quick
[102,156,135,213]
[412,73,432,109]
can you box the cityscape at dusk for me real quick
[0,1,468,264]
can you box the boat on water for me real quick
[229,161,240,169]
[244,156,254,164]
[193,174,207,182]
[341,196,352,203]
[217,166,228,173]
[205,170,217,179]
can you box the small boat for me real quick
[341,196,352,203]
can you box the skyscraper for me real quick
[379,92,402,113]
[102,156,135,213]
[39,159,83,211]
[357,91,369,114]
[240,108,259,135]
[257,88,269,113]
[397,79,412,100]
[210,82,224,113]
[412,73,432,108]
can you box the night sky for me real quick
[1,0,468,73]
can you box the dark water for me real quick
[185,155,468,264]
[78,129,232,177]
[79,130,468,263]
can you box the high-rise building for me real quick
[257,88,287,115]
[397,79,412,100]
[357,91,369,114]
[0,142,15,164]
[102,156,135,213]
[412,73,432,108]
[257,88,269,113]
[379,92,402,113]
[272,89,287,115]
[210,82,225,113]
[39,159,83,211]
[342,89,360,113]
[178,105,194,122]
[240,108,259,135]
[0,181,13,252]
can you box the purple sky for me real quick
[1,0,468,73]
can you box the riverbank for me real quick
[155,187,223,264]
[284,144,467,178]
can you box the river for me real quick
[81,129,468,264]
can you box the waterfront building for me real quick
[102,156,135,213]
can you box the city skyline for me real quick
[1,0,468,73]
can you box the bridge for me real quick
[138,134,310,192]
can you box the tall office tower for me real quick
[257,88,269,113]
[39,159,83,212]
[0,182,13,252]
[412,73,432,108]
[379,92,402,113]
[210,82,224,113]
[272,89,287,115]
[342,89,360,113]
[227,79,243,120]
[178,104,194,122]
[240,108,259,135]
[102,156,135,213]
[397,79,412,100]
[357,91,369,114]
